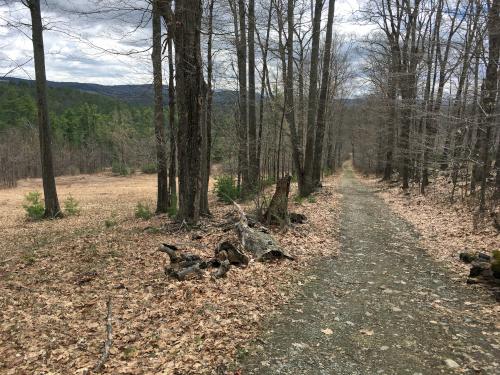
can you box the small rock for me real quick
[380,346,389,351]
[444,359,460,369]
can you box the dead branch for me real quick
[158,243,202,264]
[94,297,113,373]
[166,263,203,281]
[213,259,231,278]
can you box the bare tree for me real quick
[23,0,61,218]
[161,0,203,223]
[312,0,336,186]
[152,0,169,213]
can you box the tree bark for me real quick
[167,27,177,212]
[302,0,324,196]
[152,0,169,214]
[283,0,305,193]
[256,4,273,182]
[160,0,177,212]
[27,0,61,218]
[200,0,215,215]
[479,0,500,211]
[248,0,258,189]
[236,0,249,194]
[312,0,336,186]
[172,0,203,223]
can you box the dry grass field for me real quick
[0,172,341,374]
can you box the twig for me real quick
[94,297,113,373]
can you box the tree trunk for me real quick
[200,81,209,215]
[284,0,305,192]
[383,44,400,182]
[160,0,177,212]
[152,0,169,214]
[172,0,203,223]
[167,27,177,212]
[27,0,61,218]
[236,0,249,195]
[312,0,336,186]
[302,0,324,196]
[495,136,500,200]
[257,5,273,183]
[248,0,258,190]
[479,0,500,211]
[200,0,215,215]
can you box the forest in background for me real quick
[0,0,499,223]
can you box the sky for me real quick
[0,0,371,86]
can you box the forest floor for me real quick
[241,167,499,374]
[0,171,340,374]
[361,173,499,279]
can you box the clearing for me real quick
[0,172,339,374]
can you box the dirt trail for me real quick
[241,168,500,374]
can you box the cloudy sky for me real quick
[0,0,370,86]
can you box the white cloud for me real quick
[0,0,368,86]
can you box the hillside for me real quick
[1,77,238,106]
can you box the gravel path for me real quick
[241,169,500,374]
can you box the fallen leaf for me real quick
[359,329,374,336]
[321,328,333,335]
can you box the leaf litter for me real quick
[0,172,341,374]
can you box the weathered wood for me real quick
[264,175,291,225]
[233,202,294,261]
[165,263,203,281]
[94,297,113,373]
[213,258,231,279]
[459,251,491,264]
[216,241,249,266]
[158,243,202,264]
[290,212,307,224]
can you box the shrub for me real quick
[23,191,45,220]
[168,194,178,217]
[64,195,80,215]
[261,176,276,188]
[105,213,117,228]
[135,202,153,220]
[214,175,240,203]
[293,195,305,205]
[307,195,317,203]
[112,161,131,176]
[141,163,157,174]
[22,248,36,265]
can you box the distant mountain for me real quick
[1,77,238,106]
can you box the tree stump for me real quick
[264,175,291,226]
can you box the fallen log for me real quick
[216,241,249,266]
[233,201,294,261]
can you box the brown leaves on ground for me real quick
[0,172,341,374]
